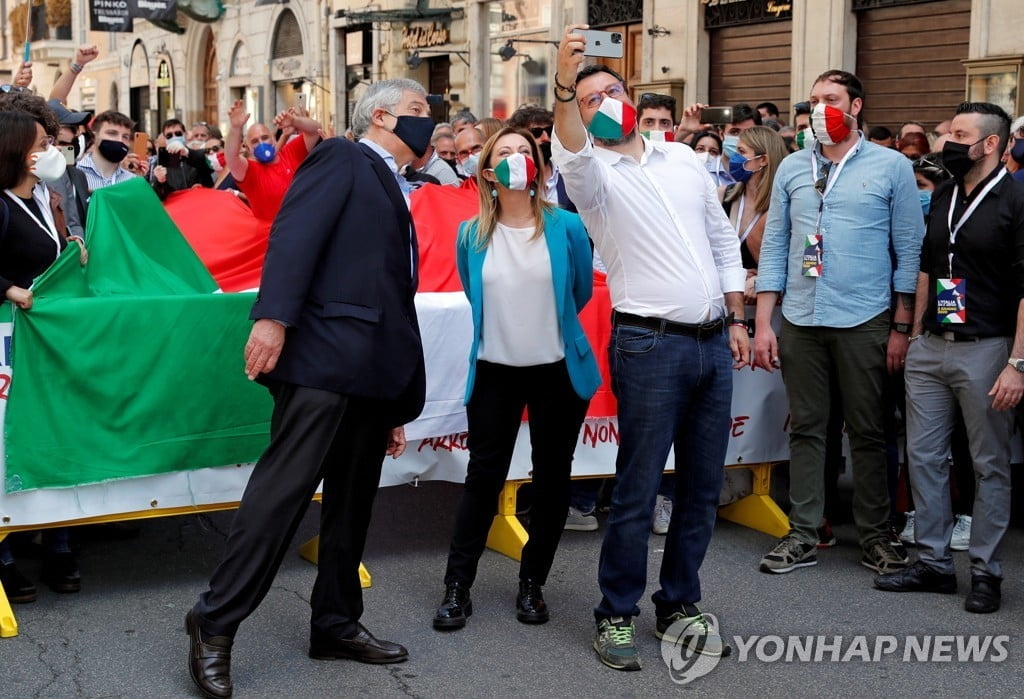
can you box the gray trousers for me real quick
[905,333,1014,578]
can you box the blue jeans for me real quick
[595,323,732,620]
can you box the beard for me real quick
[594,128,638,148]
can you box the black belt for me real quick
[612,311,728,339]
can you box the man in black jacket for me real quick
[186,79,430,699]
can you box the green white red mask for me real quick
[588,96,637,141]
[810,103,857,146]
[488,152,537,191]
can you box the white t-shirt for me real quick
[478,222,564,366]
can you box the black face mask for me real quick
[98,139,130,163]
[538,141,552,165]
[389,113,434,158]
[941,138,985,180]
[441,157,458,173]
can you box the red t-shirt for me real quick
[236,136,309,222]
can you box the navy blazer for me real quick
[251,138,426,427]
[456,206,600,402]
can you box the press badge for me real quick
[935,278,966,324]
[802,234,823,277]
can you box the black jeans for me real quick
[444,360,589,587]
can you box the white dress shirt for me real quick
[551,134,744,323]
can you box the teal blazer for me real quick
[456,207,601,403]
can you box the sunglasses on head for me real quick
[528,125,553,139]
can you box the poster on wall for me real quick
[89,0,134,32]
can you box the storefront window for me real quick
[487,0,552,119]
[964,57,1022,118]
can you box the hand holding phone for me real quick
[700,106,733,125]
[132,132,149,159]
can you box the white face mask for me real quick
[30,145,69,182]
[461,152,480,177]
[694,151,712,164]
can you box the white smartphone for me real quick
[295,93,308,111]
[582,30,625,59]
[60,145,76,166]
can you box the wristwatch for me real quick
[1008,358,1024,372]
[891,322,911,334]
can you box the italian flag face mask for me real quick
[489,152,537,191]
[810,103,857,146]
[588,96,637,141]
[641,130,674,142]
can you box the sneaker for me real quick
[899,511,916,545]
[652,495,672,535]
[950,514,971,551]
[594,617,641,671]
[861,538,909,574]
[759,535,817,574]
[816,519,837,548]
[888,525,910,564]
[655,610,724,657]
[565,507,598,532]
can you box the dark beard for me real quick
[594,128,638,148]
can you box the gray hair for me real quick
[350,79,427,138]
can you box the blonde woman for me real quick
[434,127,600,630]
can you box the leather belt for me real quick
[612,311,727,339]
[927,330,979,343]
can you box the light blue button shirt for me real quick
[756,136,924,328]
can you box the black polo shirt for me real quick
[920,165,1024,337]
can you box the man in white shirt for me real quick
[551,24,749,672]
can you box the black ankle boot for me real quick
[433,582,472,630]
[516,579,549,624]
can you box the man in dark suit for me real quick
[186,79,432,699]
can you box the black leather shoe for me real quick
[965,574,1001,614]
[309,623,408,664]
[515,580,549,624]
[185,610,233,698]
[41,551,81,593]
[433,582,472,630]
[0,561,37,603]
[873,560,957,594]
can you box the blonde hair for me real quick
[738,125,789,214]
[467,127,553,250]
[477,117,505,141]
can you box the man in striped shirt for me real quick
[77,111,148,196]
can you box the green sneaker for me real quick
[594,617,641,671]
[656,611,724,657]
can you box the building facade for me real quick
[1,0,1023,136]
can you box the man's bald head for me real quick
[454,126,484,164]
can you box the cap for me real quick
[47,98,91,126]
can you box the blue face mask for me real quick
[253,142,276,164]
[919,189,932,216]
[462,152,480,177]
[728,151,759,183]
[722,134,740,159]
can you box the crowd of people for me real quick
[1,24,1023,696]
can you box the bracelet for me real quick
[554,75,575,92]
[553,86,576,103]
[730,321,748,329]
[908,334,921,342]
[70,62,83,74]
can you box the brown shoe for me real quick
[185,610,233,698]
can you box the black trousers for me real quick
[444,360,589,587]
[193,382,390,640]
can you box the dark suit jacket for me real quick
[251,137,426,427]
[66,165,90,229]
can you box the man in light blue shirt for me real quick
[753,69,923,577]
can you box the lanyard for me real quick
[809,134,862,201]
[735,195,762,243]
[945,168,1007,274]
[4,186,60,254]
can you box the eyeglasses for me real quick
[528,125,553,139]
[578,82,626,110]
[166,130,184,138]
[0,84,27,93]
[814,161,832,196]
